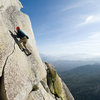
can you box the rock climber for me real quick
[14,26,31,56]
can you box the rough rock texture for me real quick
[45,62,74,100]
[0,0,74,100]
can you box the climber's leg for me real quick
[17,39,24,50]
[23,37,31,55]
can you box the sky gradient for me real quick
[21,0,100,58]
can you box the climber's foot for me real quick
[27,52,31,56]
[20,48,24,51]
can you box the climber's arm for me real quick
[14,30,20,38]
[14,30,17,34]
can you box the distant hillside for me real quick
[50,60,97,73]
[40,54,100,73]
[60,64,100,100]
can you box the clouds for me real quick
[29,0,100,59]
[40,31,100,58]
[85,16,94,23]
[61,0,96,12]
[40,32,100,60]
[77,16,94,26]
[56,32,100,57]
[61,2,83,12]
[68,32,100,53]
[89,32,100,39]
[77,15,100,27]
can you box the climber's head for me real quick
[16,27,20,31]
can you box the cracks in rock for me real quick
[43,96,45,100]
[0,7,17,100]
[2,8,17,73]
[2,41,16,75]
[1,41,16,100]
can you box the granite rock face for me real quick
[0,0,74,100]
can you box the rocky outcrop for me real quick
[0,0,74,100]
[45,62,74,100]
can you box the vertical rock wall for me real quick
[0,0,74,100]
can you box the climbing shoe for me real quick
[21,48,24,51]
[27,52,31,56]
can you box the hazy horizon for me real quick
[40,53,100,61]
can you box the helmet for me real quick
[16,27,20,30]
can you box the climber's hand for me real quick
[14,30,17,34]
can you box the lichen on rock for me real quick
[45,62,71,100]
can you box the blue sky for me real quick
[21,0,100,58]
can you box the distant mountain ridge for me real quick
[60,64,100,100]
[40,53,100,73]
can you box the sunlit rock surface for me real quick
[0,0,74,100]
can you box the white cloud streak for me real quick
[61,2,83,12]
[61,0,96,12]
[86,16,94,23]
[77,15,100,27]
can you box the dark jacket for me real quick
[17,30,29,39]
